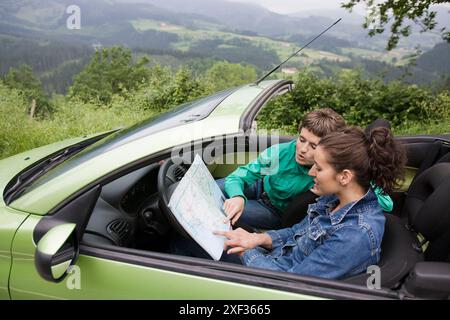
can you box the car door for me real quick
[8,179,394,300]
[0,207,28,300]
[8,184,322,300]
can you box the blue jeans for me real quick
[216,178,282,230]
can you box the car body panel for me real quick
[207,82,274,119]
[0,133,112,207]
[0,206,29,299]
[8,81,280,215]
[9,215,320,299]
[3,78,447,300]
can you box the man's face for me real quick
[295,128,321,166]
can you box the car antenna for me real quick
[254,18,342,85]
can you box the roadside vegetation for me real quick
[1,46,449,160]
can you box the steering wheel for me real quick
[157,157,192,239]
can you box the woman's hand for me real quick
[214,228,272,256]
[223,196,245,225]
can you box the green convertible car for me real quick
[1,79,449,300]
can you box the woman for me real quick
[217,108,346,230]
[173,126,406,279]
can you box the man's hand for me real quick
[214,228,271,255]
[223,196,245,225]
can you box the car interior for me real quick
[80,132,450,299]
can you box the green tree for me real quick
[171,67,205,106]
[69,46,150,104]
[3,64,50,118]
[204,61,257,91]
[256,71,449,133]
[129,65,207,112]
[342,0,450,50]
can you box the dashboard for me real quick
[82,163,165,248]
[120,174,156,214]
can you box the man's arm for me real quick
[223,145,280,224]
[224,145,277,200]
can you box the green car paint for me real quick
[207,81,276,118]
[0,207,29,299]
[0,78,431,300]
[0,134,109,206]
[9,215,320,300]
[0,132,110,298]
[1,81,325,300]
[9,82,273,216]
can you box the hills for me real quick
[0,0,448,93]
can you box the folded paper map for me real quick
[168,154,230,260]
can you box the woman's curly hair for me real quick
[319,126,407,194]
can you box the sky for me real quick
[227,0,450,16]
[226,0,361,14]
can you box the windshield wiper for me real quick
[4,130,120,205]
[4,144,87,204]
[3,130,121,205]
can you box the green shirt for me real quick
[224,139,394,213]
[224,140,314,212]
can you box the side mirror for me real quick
[35,223,79,283]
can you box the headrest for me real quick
[437,152,450,164]
[404,163,450,241]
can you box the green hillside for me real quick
[0,0,448,94]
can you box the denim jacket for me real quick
[240,189,385,279]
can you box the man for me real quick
[220,108,393,230]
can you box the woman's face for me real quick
[308,145,342,195]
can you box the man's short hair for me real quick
[299,108,346,138]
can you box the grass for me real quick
[1,74,448,161]
[0,87,154,160]
[129,18,351,64]
[395,117,450,136]
[16,3,66,26]
[340,47,383,59]
[340,46,418,65]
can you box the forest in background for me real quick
[0,0,449,160]
[1,0,450,95]
[1,46,448,160]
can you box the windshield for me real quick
[15,88,237,197]
[89,87,236,153]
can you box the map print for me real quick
[168,154,230,260]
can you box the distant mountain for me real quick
[0,0,212,31]
[417,42,450,75]
[1,0,448,94]
[119,0,289,34]
[0,0,369,50]
[116,0,369,41]
[0,0,201,49]
[1,0,446,49]
[289,8,365,25]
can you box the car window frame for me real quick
[31,135,398,300]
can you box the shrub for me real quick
[256,71,450,134]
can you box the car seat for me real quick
[344,162,450,288]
